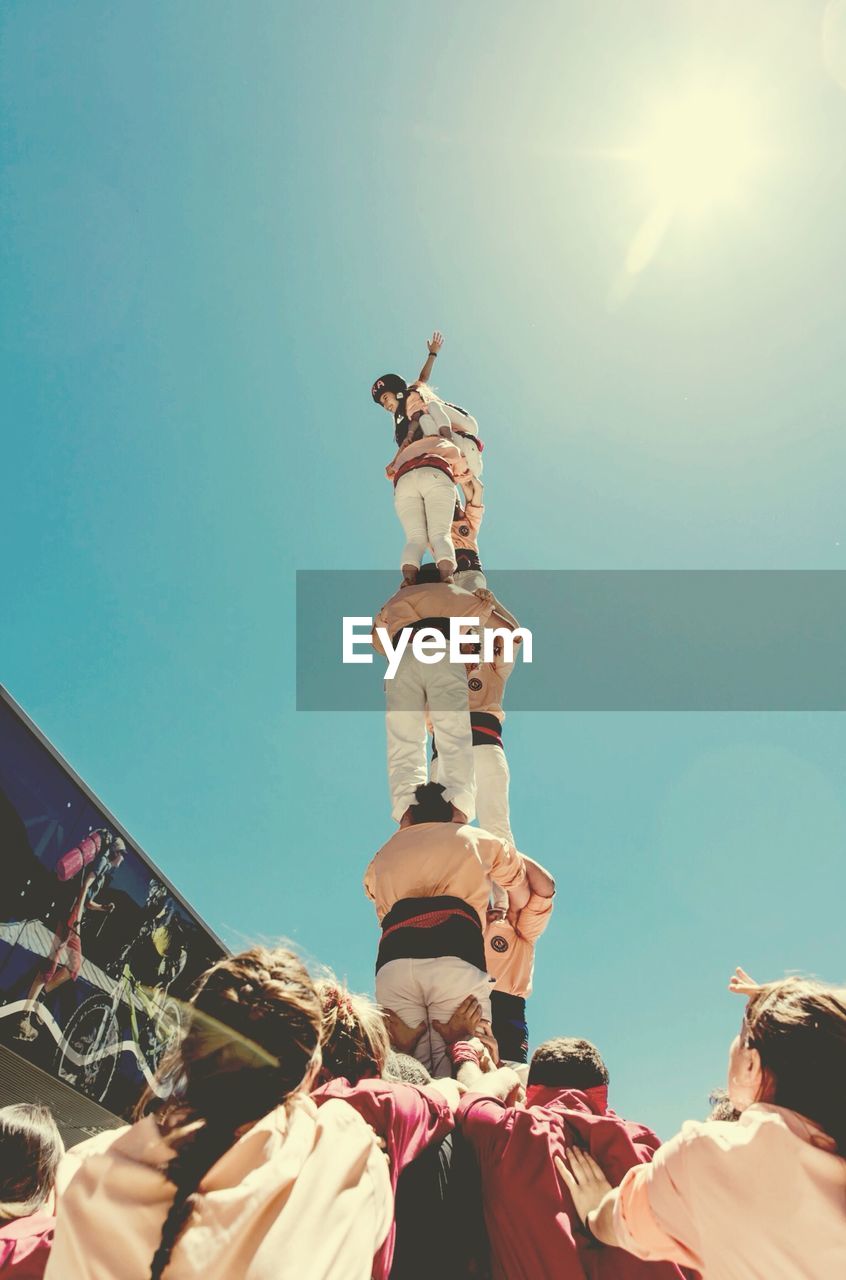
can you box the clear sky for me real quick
[2,0,845,1137]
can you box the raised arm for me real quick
[417,330,444,384]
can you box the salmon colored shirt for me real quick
[363,822,526,928]
[610,1103,846,1278]
[385,434,471,485]
[452,502,484,553]
[484,891,554,997]
[372,582,496,656]
[46,1096,392,1280]
[467,650,516,724]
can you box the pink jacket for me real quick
[611,1103,846,1277]
[386,435,471,487]
[45,1096,392,1280]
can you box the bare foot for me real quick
[401,565,419,587]
[451,806,468,824]
[437,560,455,584]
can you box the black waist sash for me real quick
[376,895,485,974]
[391,616,451,650]
[432,712,503,759]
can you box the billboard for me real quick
[0,687,225,1119]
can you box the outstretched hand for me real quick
[729,966,762,998]
[384,1008,427,1055]
[427,330,444,355]
[555,1148,613,1225]
[432,995,483,1046]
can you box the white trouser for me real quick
[453,568,487,593]
[393,468,457,570]
[453,428,483,479]
[386,650,476,821]
[376,956,492,1078]
[433,742,511,910]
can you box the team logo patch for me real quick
[458,524,470,536]
[490,935,509,953]
[468,677,483,692]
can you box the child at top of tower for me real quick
[371,331,484,479]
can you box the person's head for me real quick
[316,978,391,1084]
[0,1104,64,1223]
[408,782,454,825]
[371,373,407,415]
[727,977,846,1152]
[414,562,442,586]
[528,1038,610,1091]
[383,1052,432,1086]
[148,946,322,1280]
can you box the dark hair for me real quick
[409,782,454,825]
[383,1052,432,1086]
[707,1089,742,1122]
[316,978,390,1084]
[528,1038,609,1090]
[148,946,322,1279]
[414,562,443,586]
[0,1104,64,1221]
[743,977,846,1154]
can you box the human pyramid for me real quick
[364,332,556,1077]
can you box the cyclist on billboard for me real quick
[114,879,188,993]
[16,830,126,1042]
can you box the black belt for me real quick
[376,895,486,974]
[391,616,451,649]
[432,712,504,758]
[455,548,481,572]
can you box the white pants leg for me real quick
[377,956,492,1078]
[453,569,487,593]
[475,743,512,913]
[393,472,430,569]
[385,654,429,821]
[426,659,475,821]
[454,429,483,479]
[474,743,512,842]
[394,468,457,570]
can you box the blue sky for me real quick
[2,0,845,1137]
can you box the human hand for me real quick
[384,1008,427,1054]
[477,1026,501,1067]
[462,1035,497,1074]
[474,588,493,603]
[729,967,762,997]
[555,1148,613,1225]
[427,330,444,355]
[431,995,482,1046]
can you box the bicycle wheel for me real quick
[144,996,184,1074]
[55,995,120,1103]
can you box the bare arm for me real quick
[417,330,444,383]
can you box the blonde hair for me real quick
[315,977,390,1083]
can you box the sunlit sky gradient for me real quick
[2,1,846,1136]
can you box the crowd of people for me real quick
[2,956,846,1278]
[2,337,844,1277]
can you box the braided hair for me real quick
[146,947,322,1279]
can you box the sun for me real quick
[638,85,767,216]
